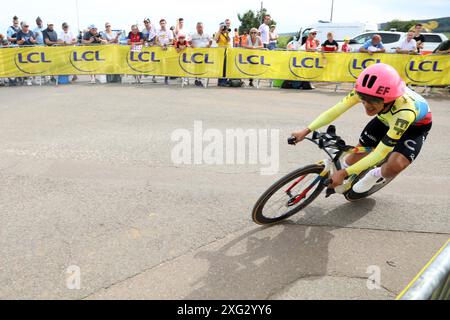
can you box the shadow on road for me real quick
[184,199,376,299]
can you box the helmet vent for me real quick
[362,74,378,89]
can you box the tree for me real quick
[237,7,276,34]
[384,19,419,32]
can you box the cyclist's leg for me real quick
[346,118,388,166]
[381,123,432,178]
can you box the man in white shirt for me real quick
[59,22,76,45]
[190,22,213,87]
[396,30,418,54]
[258,15,271,48]
[155,19,174,85]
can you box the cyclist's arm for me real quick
[346,110,417,176]
[307,90,360,132]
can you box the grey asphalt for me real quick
[0,80,449,300]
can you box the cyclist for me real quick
[291,63,432,193]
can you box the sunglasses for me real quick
[106,25,111,28]
[357,92,384,104]
[251,32,257,34]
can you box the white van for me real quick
[343,31,448,53]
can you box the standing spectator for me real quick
[175,33,190,86]
[233,28,240,47]
[413,23,425,53]
[240,31,248,49]
[155,19,174,85]
[82,25,106,84]
[243,28,264,87]
[359,34,385,54]
[225,19,233,47]
[341,36,351,52]
[305,29,320,52]
[102,22,121,44]
[175,18,185,40]
[215,22,231,87]
[7,16,21,44]
[258,15,271,49]
[59,23,76,45]
[396,30,417,54]
[127,25,145,84]
[321,32,339,52]
[43,22,63,46]
[33,17,45,45]
[17,22,37,86]
[142,18,156,45]
[268,25,278,50]
[190,22,212,87]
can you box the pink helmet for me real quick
[355,63,405,103]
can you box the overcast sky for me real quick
[1,0,448,34]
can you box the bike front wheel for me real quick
[252,164,327,225]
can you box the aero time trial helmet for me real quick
[355,63,405,103]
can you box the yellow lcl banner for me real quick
[0,45,449,85]
[227,49,450,85]
[0,45,225,78]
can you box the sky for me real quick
[0,0,448,35]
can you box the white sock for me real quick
[370,167,384,179]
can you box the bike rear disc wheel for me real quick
[252,164,326,225]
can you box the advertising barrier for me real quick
[0,45,449,85]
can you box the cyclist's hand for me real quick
[330,170,348,189]
[291,129,311,144]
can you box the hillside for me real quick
[380,16,450,32]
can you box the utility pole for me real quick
[76,0,80,32]
[330,0,335,22]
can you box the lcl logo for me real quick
[179,53,214,76]
[235,53,271,76]
[348,58,381,79]
[126,50,160,73]
[405,59,444,84]
[289,56,325,80]
[14,52,52,75]
[70,50,106,72]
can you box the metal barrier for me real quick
[397,239,450,300]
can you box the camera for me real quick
[221,25,231,33]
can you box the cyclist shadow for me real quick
[183,198,376,300]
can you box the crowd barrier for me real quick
[0,45,449,86]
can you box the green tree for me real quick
[237,7,275,34]
[384,19,419,32]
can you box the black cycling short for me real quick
[359,117,432,163]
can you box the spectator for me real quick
[102,22,121,44]
[142,18,156,45]
[175,33,190,86]
[127,25,145,84]
[190,22,212,87]
[215,22,231,87]
[7,16,21,44]
[433,40,450,54]
[33,17,45,45]
[17,22,37,86]
[341,36,351,52]
[82,25,106,84]
[127,24,144,46]
[225,19,233,47]
[243,28,264,87]
[321,32,339,52]
[268,25,278,50]
[240,31,248,49]
[43,22,63,46]
[175,18,185,40]
[59,23,76,45]
[233,28,240,47]
[155,19,174,85]
[413,23,425,53]
[258,15,271,49]
[0,34,9,46]
[359,34,385,54]
[305,29,320,52]
[396,30,417,54]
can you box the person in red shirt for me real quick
[128,25,144,45]
[175,33,190,52]
[305,29,320,52]
[341,36,351,52]
[321,32,339,52]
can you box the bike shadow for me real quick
[183,199,376,300]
